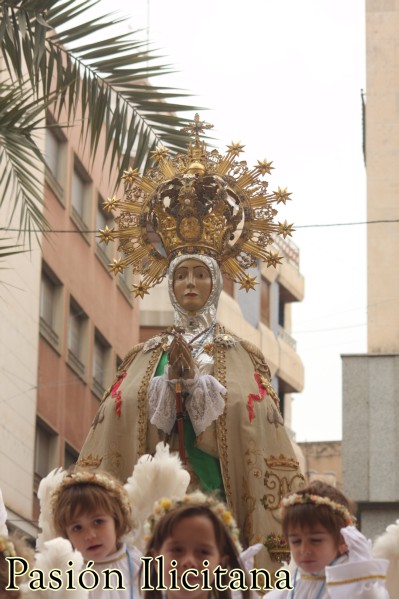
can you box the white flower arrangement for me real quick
[281,492,354,526]
[144,491,243,552]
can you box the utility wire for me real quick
[1,219,399,235]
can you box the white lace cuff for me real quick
[148,371,226,436]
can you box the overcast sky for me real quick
[101,0,367,442]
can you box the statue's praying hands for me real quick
[167,333,196,380]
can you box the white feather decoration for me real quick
[372,519,399,598]
[124,442,190,550]
[36,468,66,550]
[29,537,88,599]
[0,488,8,535]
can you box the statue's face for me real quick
[173,258,212,312]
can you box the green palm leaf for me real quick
[0,0,202,254]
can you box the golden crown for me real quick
[99,114,294,298]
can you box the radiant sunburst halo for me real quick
[99,114,295,295]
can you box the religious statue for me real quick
[78,114,304,572]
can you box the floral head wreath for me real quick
[144,490,242,552]
[51,470,132,522]
[280,492,355,526]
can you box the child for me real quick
[141,490,252,599]
[267,480,389,598]
[51,468,141,599]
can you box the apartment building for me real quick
[342,0,399,537]
[0,114,139,534]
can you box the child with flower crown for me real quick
[50,468,141,599]
[141,490,262,599]
[266,480,390,598]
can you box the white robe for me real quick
[265,554,390,599]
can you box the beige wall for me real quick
[0,70,44,530]
[366,0,399,352]
[298,441,342,489]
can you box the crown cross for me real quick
[181,113,214,141]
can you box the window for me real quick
[44,121,66,202]
[34,421,58,491]
[64,443,79,469]
[39,265,62,349]
[118,258,133,303]
[45,129,61,180]
[96,195,114,264]
[92,330,111,397]
[67,298,88,378]
[71,159,91,231]
[40,273,55,329]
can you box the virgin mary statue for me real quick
[78,115,304,572]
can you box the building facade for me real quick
[0,113,140,534]
[342,0,399,538]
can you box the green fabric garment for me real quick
[155,351,224,495]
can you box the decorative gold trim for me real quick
[326,575,387,586]
[137,344,164,457]
[214,324,232,507]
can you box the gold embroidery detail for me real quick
[214,324,232,507]
[266,455,300,470]
[76,454,103,469]
[137,344,164,457]
[264,533,290,564]
[327,575,387,586]
[261,466,305,511]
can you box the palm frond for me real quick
[0,0,201,182]
[0,76,53,241]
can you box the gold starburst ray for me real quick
[240,239,272,261]
[249,221,280,234]
[222,257,247,281]
[114,226,142,240]
[144,259,168,281]
[126,177,156,196]
[215,152,238,176]
[113,202,143,214]
[120,245,150,266]
[159,159,176,180]
[248,194,275,209]
[236,169,259,189]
